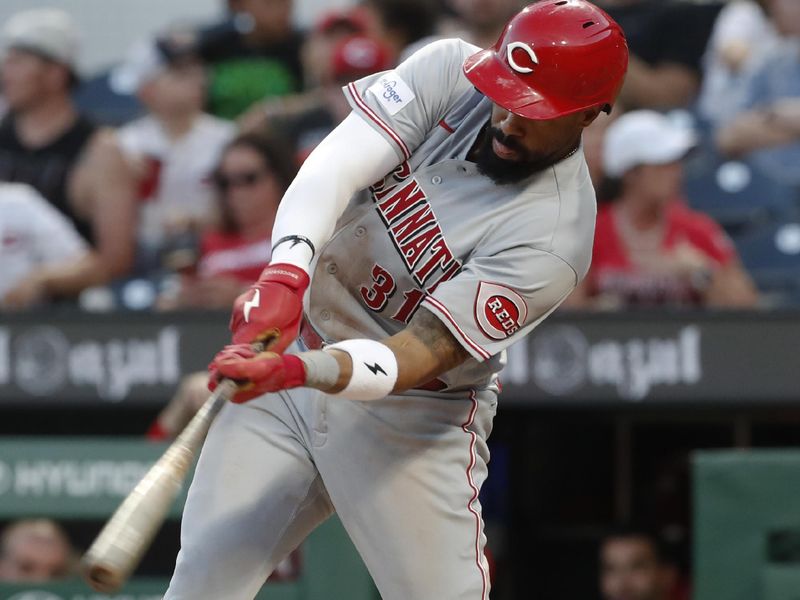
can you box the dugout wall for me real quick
[694,450,800,600]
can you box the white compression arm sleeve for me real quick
[270,112,402,271]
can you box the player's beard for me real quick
[473,125,569,185]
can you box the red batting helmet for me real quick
[463,0,628,120]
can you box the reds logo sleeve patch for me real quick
[474,282,529,340]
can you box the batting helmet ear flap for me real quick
[463,0,629,120]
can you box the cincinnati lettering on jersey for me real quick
[370,166,461,293]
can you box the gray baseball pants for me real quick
[164,383,496,600]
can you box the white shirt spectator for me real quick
[698,0,780,126]
[0,183,88,299]
[117,113,234,253]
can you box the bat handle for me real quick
[81,344,264,593]
[162,377,237,474]
[170,340,265,466]
[182,338,265,432]
[82,378,238,593]
[169,339,264,462]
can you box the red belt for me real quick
[299,320,447,392]
[299,319,325,351]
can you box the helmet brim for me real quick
[463,48,582,121]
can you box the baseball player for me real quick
[165,1,628,599]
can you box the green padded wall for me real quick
[0,438,378,600]
[694,451,800,600]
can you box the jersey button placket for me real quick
[354,226,366,238]
[431,175,442,185]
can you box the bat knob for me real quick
[83,561,125,593]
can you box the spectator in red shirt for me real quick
[568,110,758,309]
[157,131,295,310]
[150,131,295,440]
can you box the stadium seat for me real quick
[683,147,799,232]
[733,222,800,304]
[73,69,144,126]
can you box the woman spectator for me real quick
[567,111,758,309]
[157,131,295,311]
[151,132,294,439]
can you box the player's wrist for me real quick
[297,350,340,392]
[258,263,310,291]
[325,339,399,401]
[230,264,308,347]
[270,235,315,274]
[298,341,399,400]
[280,354,308,389]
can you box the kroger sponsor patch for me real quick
[368,72,415,115]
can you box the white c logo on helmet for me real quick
[506,42,538,74]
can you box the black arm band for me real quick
[272,235,316,258]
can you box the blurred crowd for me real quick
[0,0,798,314]
[2,2,798,596]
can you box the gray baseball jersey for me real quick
[306,38,596,392]
[166,38,598,600]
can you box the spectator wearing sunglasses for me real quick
[157,132,295,310]
[150,132,296,440]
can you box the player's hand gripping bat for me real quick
[81,342,266,593]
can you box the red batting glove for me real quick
[208,344,307,403]
[230,264,309,352]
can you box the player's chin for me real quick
[477,160,534,185]
[476,146,537,185]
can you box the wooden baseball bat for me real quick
[81,378,237,593]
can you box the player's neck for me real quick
[560,140,581,162]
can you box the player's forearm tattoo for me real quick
[407,308,470,371]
